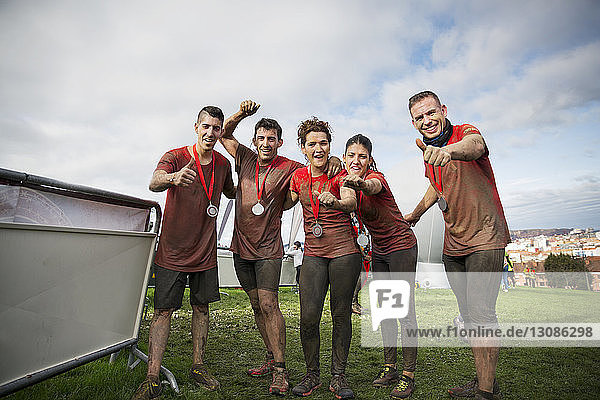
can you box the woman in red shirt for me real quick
[285,117,361,399]
[343,133,418,399]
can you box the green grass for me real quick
[6,287,600,399]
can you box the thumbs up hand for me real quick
[172,157,197,187]
[315,190,338,209]
[416,138,451,167]
[342,174,367,191]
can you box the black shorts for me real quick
[153,264,220,310]
[442,249,504,326]
[233,254,282,292]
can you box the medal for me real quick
[437,196,448,212]
[428,164,448,212]
[308,165,328,239]
[251,202,264,216]
[312,222,323,238]
[357,233,369,247]
[356,192,370,247]
[207,203,219,218]
[193,144,217,218]
[253,156,278,217]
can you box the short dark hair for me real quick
[297,117,332,146]
[294,241,302,248]
[197,106,224,124]
[254,118,282,140]
[408,91,442,115]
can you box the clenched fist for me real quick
[240,100,260,117]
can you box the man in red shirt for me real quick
[220,101,340,395]
[405,91,510,400]
[132,106,235,400]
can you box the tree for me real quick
[543,253,589,290]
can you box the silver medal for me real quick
[207,203,219,218]
[437,196,448,212]
[251,202,265,216]
[357,233,369,247]
[312,222,323,238]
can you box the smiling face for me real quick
[301,131,330,172]
[344,143,371,177]
[253,127,283,164]
[410,96,448,140]
[194,113,223,152]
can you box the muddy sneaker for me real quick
[329,373,354,399]
[448,377,500,399]
[269,369,289,396]
[248,358,275,377]
[131,376,162,400]
[474,388,498,400]
[449,376,476,397]
[372,365,399,387]
[190,364,220,391]
[292,372,321,396]
[390,374,415,399]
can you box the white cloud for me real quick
[1,0,599,229]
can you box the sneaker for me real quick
[390,374,415,399]
[372,365,399,387]
[448,376,500,399]
[448,376,477,397]
[269,369,290,396]
[131,376,162,400]
[474,388,497,400]
[329,373,354,399]
[189,364,220,391]
[248,358,275,377]
[351,301,362,315]
[292,372,321,396]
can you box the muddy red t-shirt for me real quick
[357,171,416,255]
[290,167,359,258]
[230,144,304,260]
[154,146,234,272]
[424,124,510,256]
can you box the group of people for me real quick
[132,90,510,400]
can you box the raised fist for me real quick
[240,100,260,117]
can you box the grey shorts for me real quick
[233,254,282,292]
[153,264,220,310]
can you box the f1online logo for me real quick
[369,280,411,331]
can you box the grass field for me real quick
[6,287,600,399]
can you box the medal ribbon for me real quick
[255,156,278,203]
[427,164,443,196]
[356,191,371,287]
[356,191,365,233]
[193,144,215,203]
[308,165,327,222]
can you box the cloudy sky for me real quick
[2,0,599,242]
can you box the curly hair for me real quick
[297,117,332,146]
